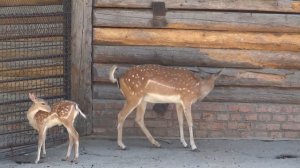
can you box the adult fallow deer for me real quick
[27,93,86,164]
[109,64,223,150]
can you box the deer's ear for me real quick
[29,93,37,102]
[212,68,225,80]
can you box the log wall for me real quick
[92,0,300,139]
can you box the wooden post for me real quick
[71,0,93,135]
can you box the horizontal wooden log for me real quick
[0,15,63,25]
[0,65,63,78]
[94,9,300,33]
[93,0,300,13]
[93,84,300,104]
[0,23,63,40]
[0,77,63,92]
[93,28,300,51]
[1,58,63,69]
[93,64,300,88]
[0,86,64,104]
[0,0,63,6]
[0,37,63,50]
[0,46,63,60]
[93,46,300,69]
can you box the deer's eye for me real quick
[41,103,46,105]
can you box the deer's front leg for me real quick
[135,101,160,147]
[41,131,47,158]
[183,104,197,150]
[176,104,188,148]
[35,127,47,164]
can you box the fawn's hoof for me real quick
[192,147,199,152]
[71,159,78,164]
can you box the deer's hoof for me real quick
[61,157,70,162]
[192,147,200,152]
[71,159,78,164]
[181,141,188,148]
[153,141,161,148]
[118,143,127,150]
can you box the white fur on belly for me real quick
[144,93,181,103]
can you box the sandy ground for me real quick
[1,135,300,168]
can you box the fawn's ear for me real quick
[29,93,37,102]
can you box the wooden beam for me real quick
[93,28,300,51]
[93,0,300,13]
[0,77,63,92]
[0,23,63,40]
[0,46,63,60]
[0,0,63,6]
[93,64,300,88]
[93,46,300,69]
[0,87,64,103]
[0,16,63,25]
[94,9,300,33]
[93,84,300,104]
[0,65,63,78]
[71,0,93,135]
[0,37,63,50]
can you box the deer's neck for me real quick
[196,80,214,100]
[27,105,40,129]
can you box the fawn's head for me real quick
[28,93,51,113]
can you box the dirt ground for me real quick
[2,135,300,168]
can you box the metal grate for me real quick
[0,0,71,158]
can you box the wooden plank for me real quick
[93,28,300,51]
[71,0,93,135]
[0,37,63,50]
[0,0,63,6]
[0,77,63,93]
[0,46,63,60]
[93,46,300,69]
[0,16,63,25]
[0,65,63,78]
[93,84,300,104]
[94,9,300,33]
[0,86,64,104]
[0,23,63,40]
[93,64,300,88]
[93,0,300,13]
[1,58,63,69]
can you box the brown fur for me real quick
[110,64,223,150]
[27,93,86,164]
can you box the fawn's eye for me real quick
[41,103,45,105]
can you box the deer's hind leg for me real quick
[117,98,141,149]
[61,133,73,162]
[63,121,79,164]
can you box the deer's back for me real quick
[121,64,199,92]
[52,100,76,118]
